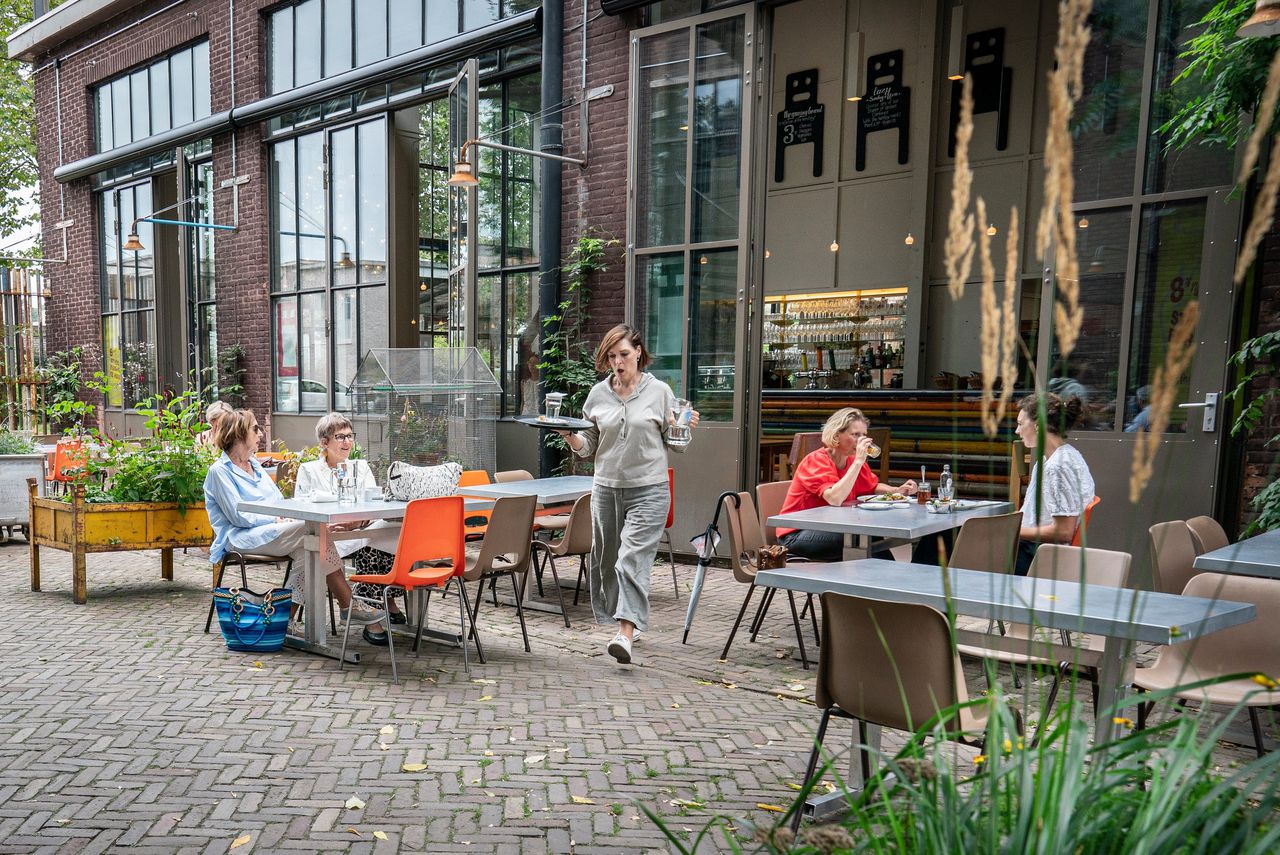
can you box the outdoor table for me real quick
[458,475,594,506]
[237,495,493,663]
[1192,529,1280,578]
[756,559,1257,818]
[767,499,1013,560]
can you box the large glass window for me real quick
[271,118,388,413]
[635,31,689,249]
[266,1,532,95]
[188,160,218,392]
[93,41,210,153]
[99,182,157,408]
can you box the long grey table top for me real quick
[459,475,594,506]
[1193,530,1280,578]
[767,500,1012,540]
[238,496,492,525]
[756,560,1256,646]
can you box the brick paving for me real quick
[0,538,1267,854]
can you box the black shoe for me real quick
[362,627,390,646]
[388,611,407,625]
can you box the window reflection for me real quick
[93,41,210,153]
[99,181,157,408]
[691,18,743,244]
[637,254,686,392]
[690,249,737,422]
[1074,0,1145,203]
[636,31,690,248]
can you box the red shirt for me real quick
[775,449,879,537]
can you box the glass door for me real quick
[447,59,478,348]
[628,7,756,544]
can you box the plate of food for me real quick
[514,415,594,431]
[859,492,909,503]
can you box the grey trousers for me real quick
[589,482,670,632]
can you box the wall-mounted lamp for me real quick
[845,31,865,102]
[0,219,75,265]
[123,175,250,252]
[945,2,966,81]
[448,138,586,187]
[1239,0,1280,37]
[904,233,915,246]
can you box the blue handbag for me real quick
[212,586,291,652]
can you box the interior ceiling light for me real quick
[1078,217,1089,229]
[986,223,998,236]
[904,233,915,246]
[1239,0,1280,37]
[845,30,865,102]
[946,2,966,81]
[830,240,840,252]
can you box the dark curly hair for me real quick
[1017,393,1085,437]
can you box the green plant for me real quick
[0,429,36,454]
[217,344,248,409]
[38,346,87,433]
[1159,0,1277,158]
[1227,329,1280,535]
[646,684,1280,854]
[539,232,618,472]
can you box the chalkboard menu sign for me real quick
[774,69,825,182]
[855,50,911,171]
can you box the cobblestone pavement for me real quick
[0,538,1267,854]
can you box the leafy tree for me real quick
[0,0,39,247]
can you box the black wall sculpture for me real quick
[775,68,825,182]
[947,28,1012,156]
[855,49,911,171]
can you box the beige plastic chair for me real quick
[792,592,991,831]
[756,480,790,547]
[1150,521,1202,595]
[495,469,534,483]
[464,494,538,657]
[1186,516,1230,555]
[1134,573,1280,756]
[529,492,592,628]
[956,544,1132,729]
[948,511,1022,575]
[718,491,812,669]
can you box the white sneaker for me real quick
[607,633,632,664]
[342,602,381,625]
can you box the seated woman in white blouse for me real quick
[1013,393,1096,575]
[294,413,406,625]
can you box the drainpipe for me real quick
[538,0,564,478]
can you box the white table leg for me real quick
[306,521,327,646]
[1094,635,1134,745]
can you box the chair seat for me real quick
[1135,660,1280,706]
[350,563,457,589]
[464,550,518,576]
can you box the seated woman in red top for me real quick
[776,407,918,562]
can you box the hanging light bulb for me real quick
[699,255,708,265]
[764,249,771,259]
[986,223,997,236]
[1077,217,1089,229]
[904,233,915,246]
[419,282,428,291]
[830,240,840,252]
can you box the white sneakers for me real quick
[607,633,633,664]
[341,601,381,625]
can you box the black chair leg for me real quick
[720,585,757,661]
[857,719,872,783]
[787,590,810,670]
[573,557,586,606]
[543,552,571,628]
[511,573,531,653]
[469,580,485,640]
[749,588,776,642]
[1249,707,1267,757]
[204,559,227,633]
[806,593,820,646]
[456,580,485,664]
[791,707,834,833]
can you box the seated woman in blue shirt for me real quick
[202,409,387,645]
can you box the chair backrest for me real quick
[948,511,1022,575]
[721,491,766,584]
[495,469,533,483]
[50,439,88,482]
[817,592,969,732]
[550,492,593,557]
[389,495,466,583]
[1162,573,1280,678]
[1070,495,1101,546]
[1186,515,1230,555]
[1149,521,1200,595]
[787,432,824,470]
[1029,543,1131,589]
[868,426,891,480]
[458,469,492,488]
[664,468,675,530]
[755,479,791,546]
[466,494,537,580]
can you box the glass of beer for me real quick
[866,442,881,459]
[917,480,931,504]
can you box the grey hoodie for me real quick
[572,373,687,488]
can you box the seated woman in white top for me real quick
[1014,393,1096,575]
[294,413,405,624]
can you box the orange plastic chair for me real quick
[344,496,475,682]
[1071,495,1101,546]
[656,468,679,599]
[457,469,494,541]
[49,439,88,483]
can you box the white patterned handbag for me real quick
[383,461,462,501]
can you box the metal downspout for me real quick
[538,0,565,477]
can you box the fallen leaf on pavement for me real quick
[788,683,806,692]
[230,834,252,849]
[483,750,493,756]
[570,795,595,805]
[756,803,785,813]
[379,743,389,751]
[379,725,395,736]
[524,754,545,765]
[401,763,428,772]
[478,695,493,701]
[347,827,361,836]
[345,796,366,810]
[372,831,388,841]
[472,678,496,684]
[671,799,704,808]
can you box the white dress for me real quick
[294,458,399,559]
[1021,444,1096,529]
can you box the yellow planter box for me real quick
[26,479,213,604]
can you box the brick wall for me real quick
[1241,226,1280,531]
[30,0,276,422]
[560,0,637,343]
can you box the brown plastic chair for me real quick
[1070,495,1101,546]
[464,494,538,655]
[718,491,812,669]
[1149,521,1202,595]
[756,479,791,547]
[955,544,1132,731]
[948,511,1022,576]
[1186,516,1230,555]
[792,592,990,831]
[1134,573,1280,756]
[530,493,592,628]
[495,469,533,482]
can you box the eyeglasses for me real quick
[332,432,356,442]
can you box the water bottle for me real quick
[940,464,954,503]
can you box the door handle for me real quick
[1177,392,1218,432]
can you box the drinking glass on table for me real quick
[334,461,356,505]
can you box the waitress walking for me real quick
[558,324,698,664]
